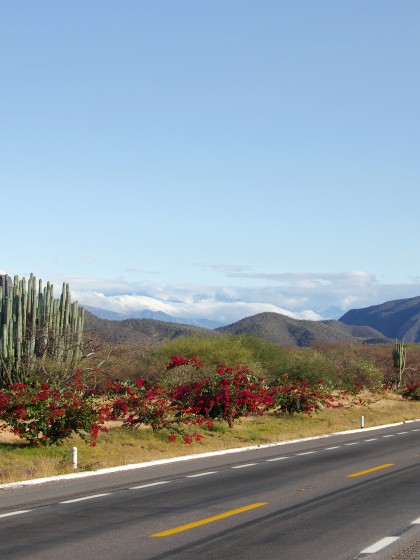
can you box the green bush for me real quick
[144,335,264,383]
[278,347,338,386]
[338,358,384,390]
[234,334,290,381]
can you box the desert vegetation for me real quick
[0,275,419,483]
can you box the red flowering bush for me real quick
[269,376,336,415]
[169,360,273,428]
[166,356,204,370]
[400,380,420,401]
[0,372,108,446]
[107,377,207,443]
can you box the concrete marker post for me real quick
[72,447,78,469]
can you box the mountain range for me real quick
[83,295,420,347]
[339,296,420,343]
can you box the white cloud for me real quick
[17,270,420,326]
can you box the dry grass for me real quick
[1,393,419,485]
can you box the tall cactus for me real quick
[0,274,84,386]
[392,339,406,388]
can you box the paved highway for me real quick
[1,421,420,559]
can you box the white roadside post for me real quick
[360,415,365,429]
[72,447,78,469]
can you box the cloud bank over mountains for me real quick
[65,270,420,327]
[3,268,419,327]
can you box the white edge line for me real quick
[2,419,419,489]
[361,536,399,553]
[0,510,32,518]
[60,493,110,504]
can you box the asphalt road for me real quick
[1,421,420,560]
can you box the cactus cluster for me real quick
[0,274,84,386]
[392,338,406,388]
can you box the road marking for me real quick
[266,456,290,462]
[325,446,341,450]
[151,502,268,537]
[0,510,32,518]
[397,431,409,434]
[60,493,110,503]
[347,464,394,478]
[361,536,399,553]
[364,438,378,441]
[186,472,218,478]
[345,442,358,446]
[411,516,420,524]
[382,434,394,438]
[297,451,316,456]
[130,481,171,490]
[231,463,257,469]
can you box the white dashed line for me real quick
[266,456,290,462]
[361,536,399,553]
[129,481,171,490]
[186,472,218,478]
[382,434,394,438]
[231,463,258,469]
[345,442,359,446]
[297,451,316,456]
[60,493,111,504]
[325,446,341,450]
[364,438,378,442]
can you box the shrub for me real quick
[400,381,420,401]
[0,372,108,446]
[279,347,338,386]
[107,375,207,443]
[148,335,264,382]
[269,376,336,415]
[338,358,384,391]
[169,360,273,428]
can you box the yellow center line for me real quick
[151,502,268,537]
[347,463,395,478]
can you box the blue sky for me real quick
[1,1,419,325]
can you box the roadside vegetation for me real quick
[1,333,419,484]
[1,390,419,484]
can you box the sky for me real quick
[1,0,420,326]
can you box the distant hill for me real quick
[83,305,222,329]
[83,309,392,348]
[339,296,420,342]
[83,311,217,344]
[215,312,389,347]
